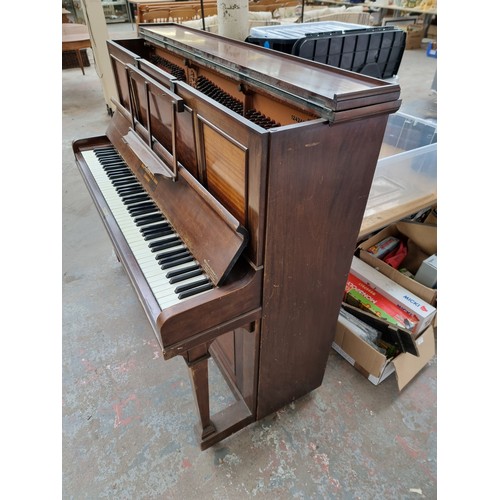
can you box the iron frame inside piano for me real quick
[73,23,401,450]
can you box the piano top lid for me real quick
[138,23,401,121]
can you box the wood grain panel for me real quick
[202,123,247,225]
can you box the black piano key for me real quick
[158,249,190,266]
[122,196,148,205]
[99,156,123,163]
[122,194,150,205]
[177,281,214,299]
[175,277,211,293]
[144,228,175,241]
[133,213,165,226]
[96,149,120,155]
[112,178,136,187]
[128,203,154,214]
[141,224,173,238]
[169,268,203,284]
[141,226,174,241]
[123,194,151,203]
[120,197,152,210]
[104,164,128,171]
[104,164,130,171]
[128,206,157,217]
[155,246,187,261]
[118,186,143,195]
[109,172,134,181]
[160,255,193,270]
[117,184,143,195]
[126,200,155,211]
[166,264,199,279]
[104,167,129,175]
[148,237,182,252]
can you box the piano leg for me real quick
[182,341,255,450]
[184,345,216,439]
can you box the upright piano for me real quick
[73,24,401,450]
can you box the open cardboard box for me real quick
[333,308,435,389]
[349,256,436,336]
[358,220,437,306]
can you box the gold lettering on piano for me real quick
[139,162,159,191]
[202,259,219,284]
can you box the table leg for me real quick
[76,49,85,75]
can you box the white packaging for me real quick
[415,254,437,288]
[350,256,436,335]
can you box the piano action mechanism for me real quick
[73,24,401,449]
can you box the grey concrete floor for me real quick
[62,23,437,499]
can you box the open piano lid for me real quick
[138,23,401,122]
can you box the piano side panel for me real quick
[256,114,390,419]
[108,41,140,112]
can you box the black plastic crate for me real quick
[245,22,406,79]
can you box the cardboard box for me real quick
[350,256,436,335]
[358,221,437,305]
[423,205,437,225]
[332,319,435,390]
[427,24,437,39]
[404,24,424,50]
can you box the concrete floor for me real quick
[62,23,437,499]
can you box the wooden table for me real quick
[62,23,92,75]
[359,192,436,239]
[62,8,72,23]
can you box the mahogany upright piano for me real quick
[73,24,401,450]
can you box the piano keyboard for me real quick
[82,146,214,310]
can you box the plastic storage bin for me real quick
[245,21,406,79]
[365,112,437,219]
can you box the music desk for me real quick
[62,23,92,75]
